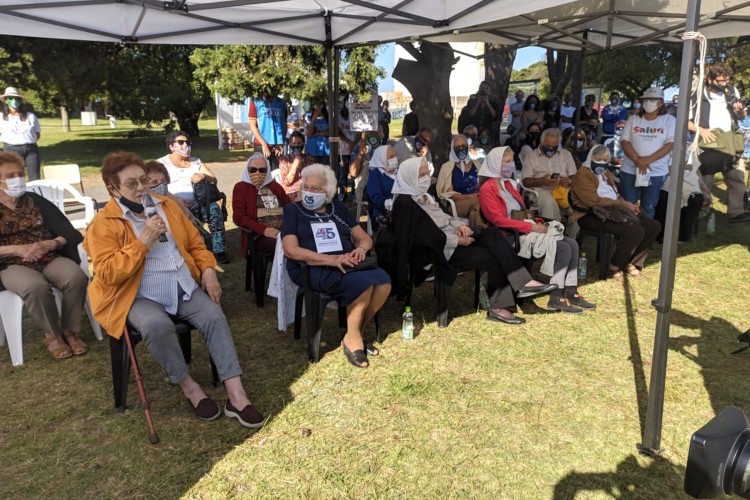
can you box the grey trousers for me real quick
[551,236,579,289]
[127,287,243,384]
[0,257,87,335]
[703,164,746,217]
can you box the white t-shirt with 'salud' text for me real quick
[620,113,676,177]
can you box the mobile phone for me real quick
[551,173,560,179]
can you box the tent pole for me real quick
[640,0,702,455]
[332,47,341,180]
[573,29,588,135]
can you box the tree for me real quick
[392,41,457,167]
[584,45,682,101]
[105,45,211,136]
[546,49,582,99]
[191,45,328,104]
[484,44,516,133]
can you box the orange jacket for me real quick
[83,196,216,339]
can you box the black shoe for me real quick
[190,397,221,421]
[341,341,368,368]
[567,293,597,310]
[486,310,526,325]
[225,401,265,428]
[547,297,583,314]
[738,330,750,343]
[516,283,558,299]
[215,252,230,264]
[729,212,750,223]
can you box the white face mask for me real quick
[500,161,516,179]
[301,190,326,210]
[416,175,431,194]
[1,176,26,198]
[384,157,399,174]
[642,101,659,113]
[173,142,192,158]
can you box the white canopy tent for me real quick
[0,0,747,457]
[0,0,573,46]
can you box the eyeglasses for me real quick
[174,139,191,146]
[248,167,267,173]
[147,178,165,187]
[714,77,730,85]
[121,176,150,190]
[301,183,326,193]
[417,136,431,145]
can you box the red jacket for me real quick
[232,180,290,257]
[478,178,534,235]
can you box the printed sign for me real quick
[311,222,343,253]
[349,94,379,132]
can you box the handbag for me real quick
[552,184,570,209]
[344,255,378,273]
[191,178,228,223]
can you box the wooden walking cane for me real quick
[122,326,160,444]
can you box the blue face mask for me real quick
[290,145,304,155]
[591,161,608,175]
[611,98,619,105]
[479,136,489,145]
[150,183,168,196]
[453,146,469,161]
[541,145,557,157]
[301,190,326,211]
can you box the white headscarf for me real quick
[448,134,471,164]
[241,152,273,188]
[368,144,398,179]
[478,146,507,178]
[479,146,517,191]
[391,156,434,204]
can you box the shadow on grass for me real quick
[669,309,750,415]
[552,454,686,499]
[623,275,649,440]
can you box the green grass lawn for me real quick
[1,125,749,498]
[36,117,250,173]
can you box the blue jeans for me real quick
[619,172,666,219]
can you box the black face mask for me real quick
[710,83,727,94]
[591,161,609,175]
[289,145,304,155]
[116,191,144,214]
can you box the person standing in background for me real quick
[247,94,287,171]
[402,101,420,137]
[600,92,629,144]
[0,87,41,181]
[380,100,392,145]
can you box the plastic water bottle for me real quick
[706,211,716,235]
[478,273,489,310]
[402,307,414,343]
[578,252,588,280]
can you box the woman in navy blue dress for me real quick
[281,164,391,368]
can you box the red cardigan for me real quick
[478,178,534,234]
[232,180,291,257]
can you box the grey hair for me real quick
[462,124,478,135]
[540,128,561,143]
[590,144,610,161]
[301,163,337,203]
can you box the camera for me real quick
[684,406,750,498]
[477,90,488,98]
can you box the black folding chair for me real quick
[240,228,271,307]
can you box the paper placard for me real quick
[349,94,379,132]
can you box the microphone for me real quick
[141,193,167,242]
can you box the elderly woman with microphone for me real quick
[84,152,264,428]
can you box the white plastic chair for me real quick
[0,243,103,366]
[42,163,85,194]
[26,179,96,230]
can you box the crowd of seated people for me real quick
[6,82,724,432]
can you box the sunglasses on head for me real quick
[248,167,267,173]
[174,139,191,146]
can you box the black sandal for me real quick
[365,342,379,356]
[341,341,368,368]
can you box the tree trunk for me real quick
[393,42,457,169]
[60,106,70,133]
[176,114,200,137]
[546,50,582,99]
[484,44,516,137]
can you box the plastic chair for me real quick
[26,180,97,230]
[292,261,381,362]
[0,243,103,366]
[42,163,86,194]
[109,319,219,412]
[240,228,270,308]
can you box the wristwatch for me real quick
[53,238,63,250]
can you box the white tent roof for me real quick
[0,0,575,46]
[425,0,750,51]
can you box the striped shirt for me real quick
[117,197,198,314]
